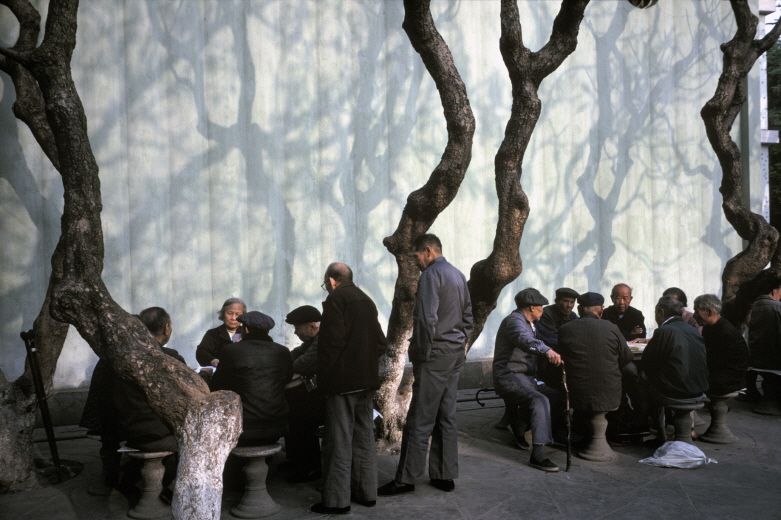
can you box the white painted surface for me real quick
[0,1,761,389]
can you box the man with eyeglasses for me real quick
[602,283,647,341]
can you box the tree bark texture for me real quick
[700,0,781,328]
[466,0,590,349]
[376,0,475,451]
[0,0,242,512]
[0,0,70,493]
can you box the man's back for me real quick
[643,317,708,399]
[210,337,293,429]
[558,315,631,412]
[409,256,473,362]
[703,317,748,395]
[748,295,781,370]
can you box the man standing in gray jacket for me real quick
[379,234,473,496]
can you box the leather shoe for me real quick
[310,503,350,515]
[430,479,455,492]
[377,480,415,496]
[529,458,559,472]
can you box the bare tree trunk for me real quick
[700,0,781,328]
[0,2,241,516]
[376,0,475,451]
[466,0,590,349]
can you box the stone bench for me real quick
[667,401,704,445]
[230,444,283,519]
[700,391,741,444]
[578,409,618,462]
[117,446,174,519]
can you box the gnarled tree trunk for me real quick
[700,0,781,328]
[0,2,241,517]
[376,0,475,451]
[466,0,590,349]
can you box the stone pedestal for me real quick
[700,392,740,444]
[120,447,174,519]
[578,411,617,462]
[668,402,704,445]
[230,444,282,519]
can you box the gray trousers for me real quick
[395,355,461,484]
[321,390,377,508]
[501,380,557,445]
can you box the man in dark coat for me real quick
[491,288,563,472]
[692,294,748,396]
[540,287,579,333]
[641,296,708,444]
[558,292,632,413]
[210,311,293,446]
[284,305,326,483]
[379,234,473,496]
[312,263,388,515]
[747,272,781,408]
[602,283,647,341]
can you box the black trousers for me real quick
[286,385,326,471]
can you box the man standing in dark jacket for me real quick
[602,283,647,341]
[641,296,708,445]
[312,263,388,515]
[210,311,293,446]
[378,234,473,496]
[692,294,748,396]
[558,292,632,413]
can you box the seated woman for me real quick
[196,297,246,371]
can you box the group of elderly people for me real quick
[493,273,781,471]
[80,256,781,512]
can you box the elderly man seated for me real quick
[557,293,632,446]
[210,311,293,446]
[493,288,564,472]
[540,287,579,334]
[692,294,748,396]
[641,296,708,446]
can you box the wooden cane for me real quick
[562,367,572,472]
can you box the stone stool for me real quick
[230,444,282,519]
[578,411,617,462]
[118,446,174,519]
[700,392,740,444]
[752,370,781,416]
[667,402,704,445]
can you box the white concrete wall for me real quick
[0,0,760,390]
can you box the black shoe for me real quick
[351,495,376,507]
[287,469,322,483]
[430,479,455,492]
[509,421,531,450]
[310,503,350,515]
[529,458,559,472]
[377,480,415,496]
[643,437,666,450]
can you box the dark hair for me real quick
[611,283,632,297]
[139,307,171,337]
[662,287,688,307]
[655,295,683,318]
[325,262,353,284]
[693,294,721,315]
[755,270,781,295]
[412,233,442,254]
[218,298,247,321]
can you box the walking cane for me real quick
[21,329,63,483]
[561,366,572,472]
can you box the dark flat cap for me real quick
[514,288,549,307]
[237,311,275,331]
[555,287,579,300]
[577,292,605,307]
[285,305,322,325]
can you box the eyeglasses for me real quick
[321,282,327,291]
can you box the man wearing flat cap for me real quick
[540,287,579,334]
[492,288,564,472]
[284,305,326,483]
[557,293,633,445]
[210,311,293,446]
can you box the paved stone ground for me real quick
[2,390,780,519]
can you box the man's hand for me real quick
[630,326,643,336]
[545,349,562,366]
[211,358,219,367]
